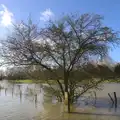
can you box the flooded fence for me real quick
[76,91,120,112]
[0,81,120,113]
[108,92,118,111]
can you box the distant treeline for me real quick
[2,62,120,81]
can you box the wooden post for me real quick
[113,92,117,108]
[5,88,7,96]
[35,94,37,103]
[18,85,21,90]
[109,102,114,112]
[108,93,114,104]
[94,91,97,106]
[20,90,22,102]
[12,88,14,98]
[35,94,37,108]
[0,87,1,95]
[40,84,41,93]
[0,85,1,95]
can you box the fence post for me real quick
[108,93,114,104]
[113,92,117,108]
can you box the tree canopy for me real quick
[0,13,119,112]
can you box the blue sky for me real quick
[0,0,120,62]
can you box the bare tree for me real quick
[0,13,119,112]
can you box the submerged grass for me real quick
[9,79,63,84]
[10,79,40,84]
[10,79,119,84]
[9,78,120,84]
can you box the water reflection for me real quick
[0,80,120,120]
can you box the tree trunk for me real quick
[64,72,70,113]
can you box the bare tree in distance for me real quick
[0,13,119,112]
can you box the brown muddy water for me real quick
[0,80,120,120]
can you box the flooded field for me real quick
[0,80,120,120]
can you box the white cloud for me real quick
[0,4,14,27]
[40,9,54,22]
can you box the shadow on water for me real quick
[70,111,120,117]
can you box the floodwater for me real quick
[0,80,120,120]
